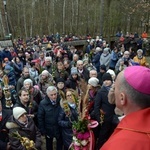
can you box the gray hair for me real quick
[46,86,58,95]
[23,79,33,86]
[77,60,83,65]
[45,56,52,62]
[137,49,143,54]
[120,73,150,108]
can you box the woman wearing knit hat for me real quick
[56,78,66,96]
[87,77,101,138]
[6,107,41,150]
[65,67,81,94]
[88,76,100,104]
[100,48,111,71]
[38,70,54,97]
[93,73,115,149]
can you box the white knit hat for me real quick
[13,107,27,120]
[88,77,99,87]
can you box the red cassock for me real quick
[101,108,150,150]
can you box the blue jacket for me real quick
[2,49,12,61]
[58,106,78,148]
[109,50,118,69]
[92,51,102,68]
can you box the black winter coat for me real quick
[65,75,80,90]
[58,106,78,148]
[37,96,62,138]
[78,67,89,82]
[0,109,12,150]
[94,86,115,123]
[6,116,41,150]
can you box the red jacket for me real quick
[101,108,150,150]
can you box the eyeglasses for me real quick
[66,94,72,97]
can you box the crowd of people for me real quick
[0,32,150,150]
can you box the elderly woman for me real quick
[38,70,54,97]
[100,48,111,71]
[23,79,42,105]
[88,77,100,119]
[58,89,78,150]
[133,49,147,66]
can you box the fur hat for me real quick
[88,77,99,87]
[13,107,27,120]
[71,67,78,75]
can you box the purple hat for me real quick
[124,66,150,94]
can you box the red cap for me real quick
[124,66,150,94]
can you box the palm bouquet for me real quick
[10,131,37,150]
[69,79,98,150]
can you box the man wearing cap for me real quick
[94,73,115,149]
[101,66,150,150]
[6,107,41,150]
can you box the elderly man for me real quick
[89,69,98,78]
[101,66,150,150]
[115,51,133,73]
[76,60,89,82]
[44,56,53,73]
[38,86,63,150]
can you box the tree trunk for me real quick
[62,0,66,33]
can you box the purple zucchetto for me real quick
[124,66,150,94]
